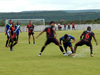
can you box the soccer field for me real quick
[0,30,100,75]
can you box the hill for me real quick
[0,9,100,22]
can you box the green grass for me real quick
[0,30,100,75]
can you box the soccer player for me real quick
[36,21,67,56]
[5,20,12,47]
[60,34,75,55]
[9,22,18,51]
[15,22,22,40]
[74,26,98,57]
[26,21,35,44]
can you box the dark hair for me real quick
[9,19,12,21]
[64,34,68,38]
[50,21,55,24]
[87,26,91,31]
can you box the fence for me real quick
[0,24,100,32]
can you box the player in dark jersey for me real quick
[36,21,67,56]
[60,34,75,55]
[26,21,35,44]
[73,26,98,57]
[9,22,18,51]
[5,20,12,47]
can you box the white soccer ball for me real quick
[67,51,72,56]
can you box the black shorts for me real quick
[28,33,34,36]
[10,37,17,43]
[76,40,92,47]
[45,38,60,46]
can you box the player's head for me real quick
[9,20,12,24]
[87,26,91,31]
[29,20,32,24]
[17,22,19,25]
[64,34,69,40]
[50,21,55,26]
[12,22,15,27]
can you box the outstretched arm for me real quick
[36,30,45,39]
[93,35,98,45]
[52,27,57,38]
[72,39,76,43]
[80,33,84,40]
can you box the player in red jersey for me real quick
[73,26,98,57]
[36,21,67,56]
[9,22,18,51]
[26,21,35,44]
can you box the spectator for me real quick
[64,24,66,30]
[72,23,75,30]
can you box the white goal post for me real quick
[5,19,45,26]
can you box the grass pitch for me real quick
[0,30,100,75]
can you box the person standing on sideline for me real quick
[72,23,75,30]
[64,24,66,30]
[67,23,70,30]
[5,20,12,47]
[36,21,67,56]
[26,21,35,44]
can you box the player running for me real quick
[36,21,67,56]
[15,22,22,40]
[60,34,75,55]
[9,22,18,51]
[26,21,35,44]
[74,26,98,57]
[5,20,12,47]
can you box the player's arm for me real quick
[93,34,98,45]
[9,28,12,39]
[33,26,34,33]
[5,27,7,35]
[59,37,63,45]
[36,30,45,39]
[20,28,22,33]
[26,25,28,32]
[70,35,76,43]
[80,32,84,40]
[52,27,57,38]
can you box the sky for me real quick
[0,0,100,12]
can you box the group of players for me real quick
[5,20,98,57]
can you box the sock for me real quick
[13,43,17,46]
[59,46,65,54]
[10,44,13,50]
[6,40,8,46]
[40,46,45,54]
[17,36,18,40]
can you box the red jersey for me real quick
[72,23,75,27]
[10,26,15,38]
[27,24,34,33]
[64,24,66,27]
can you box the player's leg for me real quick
[32,33,35,44]
[13,38,18,47]
[52,38,67,56]
[5,34,10,47]
[63,43,68,53]
[86,42,93,57]
[28,33,31,44]
[38,39,51,56]
[16,32,19,40]
[68,42,74,53]
[10,39,13,51]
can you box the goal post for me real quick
[5,19,45,26]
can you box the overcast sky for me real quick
[0,0,100,12]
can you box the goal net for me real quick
[5,19,45,26]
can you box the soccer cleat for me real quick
[33,42,35,44]
[71,53,75,56]
[38,53,41,56]
[10,49,13,51]
[90,54,93,57]
[5,46,7,47]
[63,53,68,56]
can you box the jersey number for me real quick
[85,33,89,39]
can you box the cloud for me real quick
[0,0,100,12]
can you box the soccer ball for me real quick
[67,51,72,56]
